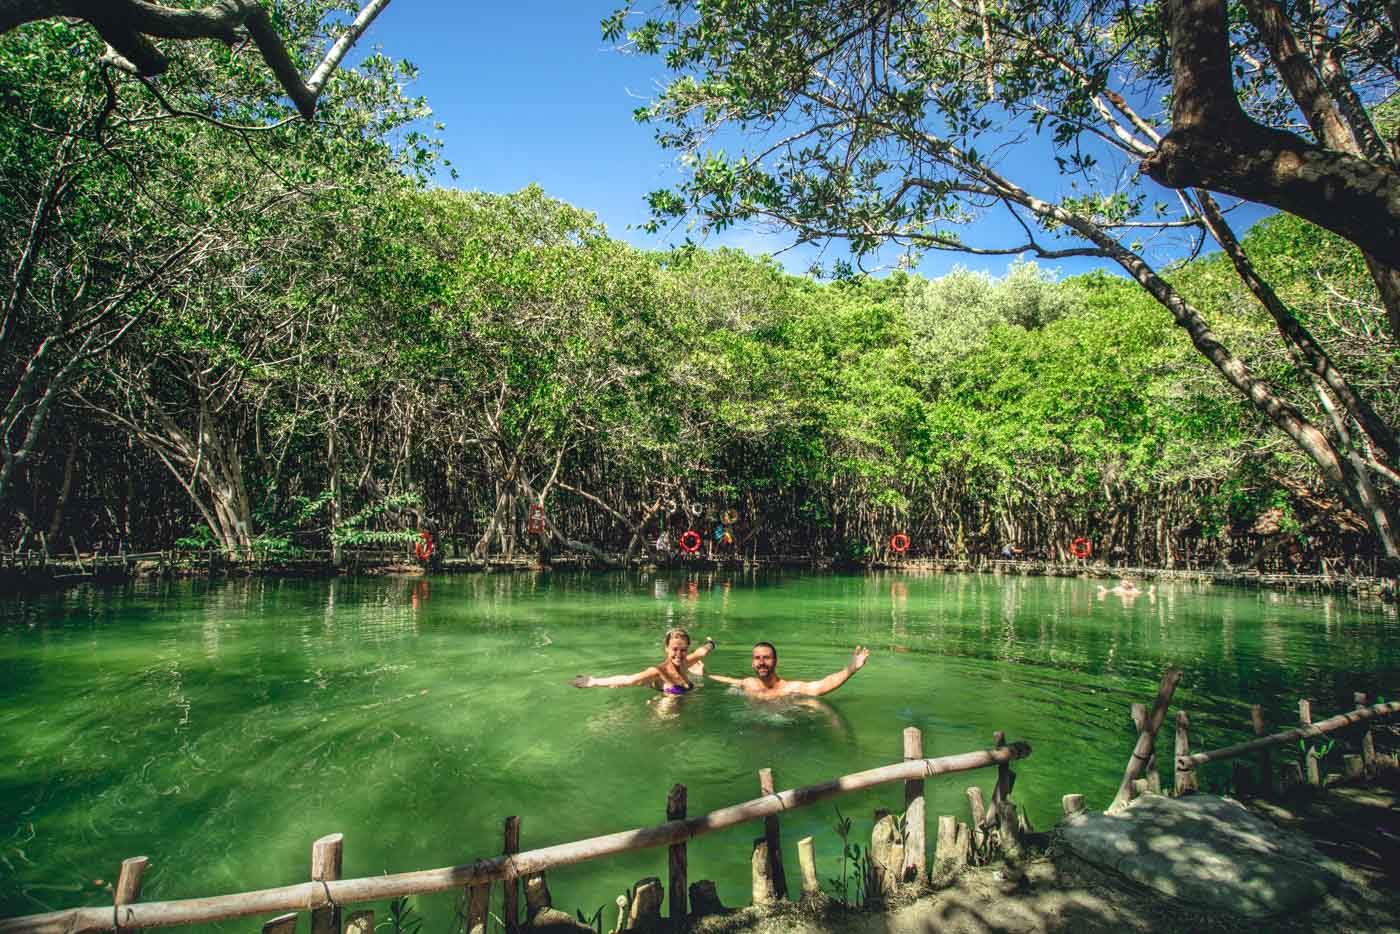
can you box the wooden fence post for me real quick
[114,856,148,934]
[465,883,489,934]
[1250,705,1273,797]
[667,784,688,923]
[1130,703,1160,793]
[1300,700,1320,787]
[309,835,342,934]
[751,839,775,905]
[1111,668,1182,811]
[796,837,820,899]
[502,817,520,933]
[1355,692,1377,774]
[1174,711,1198,795]
[902,727,927,884]
[965,787,987,859]
[757,768,788,899]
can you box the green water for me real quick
[2,571,1397,928]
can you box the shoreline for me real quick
[1,550,1394,602]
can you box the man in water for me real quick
[708,642,870,699]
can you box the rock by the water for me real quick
[1059,793,1340,917]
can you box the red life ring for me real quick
[679,530,702,553]
[414,531,435,561]
[890,533,910,554]
[1069,537,1092,559]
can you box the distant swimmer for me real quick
[1097,579,1156,601]
[708,642,869,699]
[572,628,715,694]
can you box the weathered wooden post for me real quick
[1300,700,1320,787]
[1130,703,1160,793]
[1111,668,1181,811]
[869,809,903,898]
[465,883,489,934]
[114,856,148,934]
[1250,705,1273,797]
[1174,711,1198,796]
[750,840,776,905]
[796,836,821,899]
[502,816,521,933]
[965,786,987,859]
[757,768,788,899]
[667,784,688,923]
[310,834,342,934]
[1355,692,1377,774]
[902,727,927,884]
[933,815,963,880]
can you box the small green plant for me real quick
[1300,737,1338,783]
[824,805,873,907]
[173,523,217,551]
[376,896,422,934]
[574,906,605,933]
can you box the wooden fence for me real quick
[0,730,1032,934]
[1105,669,1399,811]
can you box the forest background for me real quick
[1,1,1397,573]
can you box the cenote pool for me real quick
[2,571,1398,929]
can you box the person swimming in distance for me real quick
[1096,578,1156,600]
[571,628,715,694]
[707,641,870,699]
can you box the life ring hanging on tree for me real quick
[679,530,702,553]
[890,533,911,554]
[526,504,546,535]
[414,531,435,562]
[1069,537,1092,559]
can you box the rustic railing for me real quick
[1106,669,1399,811]
[0,730,1032,934]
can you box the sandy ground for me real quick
[686,779,1400,934]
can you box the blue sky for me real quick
[357,1,1267,282]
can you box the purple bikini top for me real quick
[663,683,692,695]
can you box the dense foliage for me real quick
[1,6,1396,572]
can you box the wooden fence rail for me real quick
[0,741,1030,934]
[1175,700,1400,771]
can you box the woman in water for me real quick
[571,628,715,694]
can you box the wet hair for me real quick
[752,641,777,662]
[663,627,692,647]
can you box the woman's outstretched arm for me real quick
[572,666,660,688]
[685,636,717,664]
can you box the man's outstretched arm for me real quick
[706,673,746,686]
[796,646,870,697]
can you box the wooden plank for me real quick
[1174,711,1198,795]
[502,817,520,933]
[796,837,820,897]
[1250,705,1273,797]
[1130,703,1160,793]
[1355,692,1376,772]
[757,768,787,900]
[309,835,342,934]
[901,728,926,884]
[1109,668,1182,811]
[1177,701,1400,769]
[666,784,687,922]
[0,742,1032,934]
[114,857,148,934]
